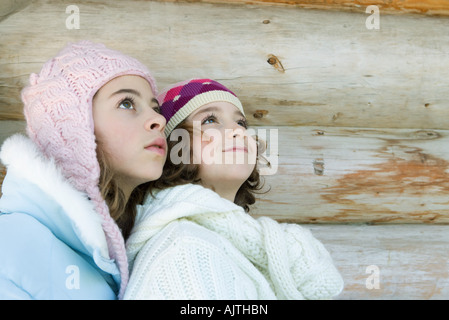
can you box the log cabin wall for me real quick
[1,0,449,299]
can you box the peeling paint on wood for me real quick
[252,126,449,224]
[322,143,449,222]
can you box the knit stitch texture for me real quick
[125,184,344,299]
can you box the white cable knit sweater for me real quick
[124,184,344,300]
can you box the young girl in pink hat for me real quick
[125,79,344,299]
[0,41,166,299]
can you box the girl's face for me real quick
[186,101,257,197]
[93,75,167,196]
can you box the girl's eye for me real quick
[202,114,217,125]
[237,118,248,129]
[153,106,162,114]
[118,97,135,110]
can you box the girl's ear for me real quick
[254,135,271,169]
[254,135,267,155]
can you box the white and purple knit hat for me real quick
[157,79,245,136]
[21,40,157,299]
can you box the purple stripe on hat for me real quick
[180,82,203,97]
[161,95,192,122]
[199,83,236,96]
[160,100,175,121]
[172,95,192,113]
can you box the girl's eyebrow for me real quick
[109,89,159,107]
[193,106,220,116]
[234,109,245,118]
[193,105,245,118]
[109,88,141,98]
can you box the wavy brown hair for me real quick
[149,119,269,212]
[96,145,149,240]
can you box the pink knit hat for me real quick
[22,40,157,299]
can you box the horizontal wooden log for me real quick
[1,1,449,129]
[308,224,449,299]
[1,122,448,224]
[162,0,449,16]
[0,0,31,22]
[251,125,449,223]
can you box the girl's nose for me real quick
[227,126,245,139]
[144,110,166,133]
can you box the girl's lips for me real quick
[145,145,166,156]
[223,147,248,153]
[145,137,166,156]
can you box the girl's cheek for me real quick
[191,137,203,164]
[248,136,258,154]
[200,131,219,150]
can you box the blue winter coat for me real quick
[0,135,120,299]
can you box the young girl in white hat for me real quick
[125,78,344,299]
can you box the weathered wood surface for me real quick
[0,121,25,194]
[252,126,449,223]
[1,1,449,129]
[309,224,449,299]
[161,0,449,16]
[2,123,448,223]
[1,0,449,300]
[0,0,31,22]
[4,0,447,18]
[1,1,448,222]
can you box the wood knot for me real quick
[253,110,269,119]
[267,54,285,73]
[413,130,440,140]
[313,159,325,175]
[267,57,276,65]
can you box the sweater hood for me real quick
[126,183,240,268]
[0,134,117,277]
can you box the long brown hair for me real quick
[150,119,269,212]
[96,145,149,240]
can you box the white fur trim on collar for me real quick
[0,134,109,259]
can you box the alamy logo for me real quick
[66,5,80,30]
[366,5,380,30]
[169,124,279,175]
[365,265,380,290]
[65,265,80,290]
